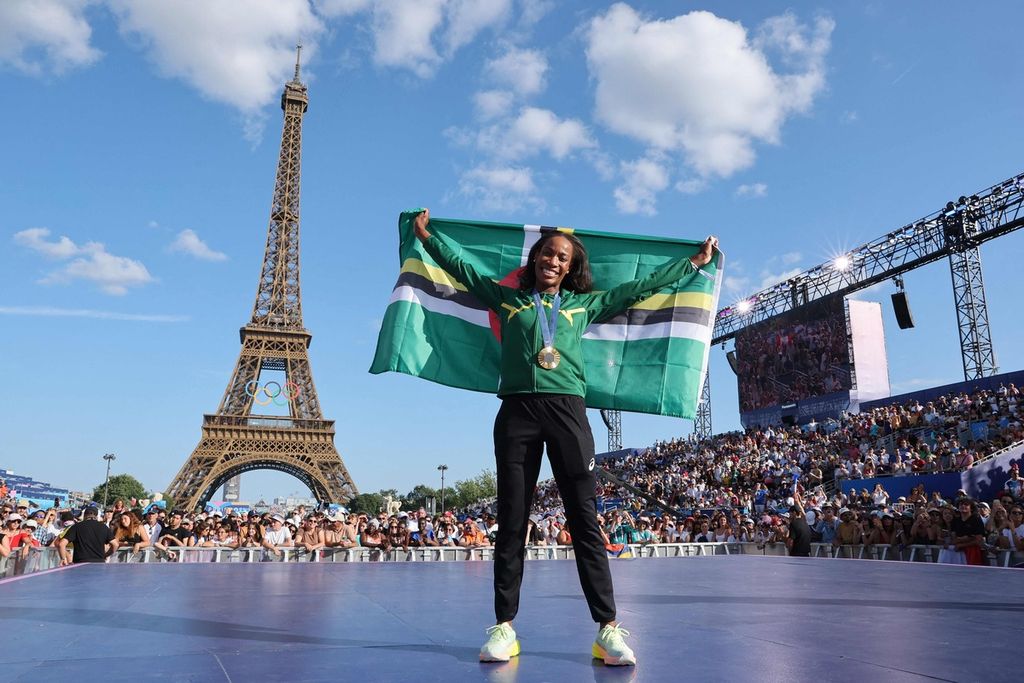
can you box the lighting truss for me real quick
[713,173,1024,355]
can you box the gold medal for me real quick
[537,345,560,370]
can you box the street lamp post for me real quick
[102,453,116,509]
[437,464,448,514]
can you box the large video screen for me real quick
[735,298,853,412]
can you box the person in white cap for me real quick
[262,514,293,558]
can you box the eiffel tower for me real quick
[166,47,358,510]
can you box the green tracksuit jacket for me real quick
[423,232,706,399]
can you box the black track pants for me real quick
[491,394,616,624]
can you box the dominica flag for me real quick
[369,212,724,419]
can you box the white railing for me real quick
[3,542,1021,579]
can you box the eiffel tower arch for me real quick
[166,48,358,511]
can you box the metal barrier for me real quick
[3,543,1021,579]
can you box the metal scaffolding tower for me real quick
[601,409,622,452]
[693,372,712,442]
[712,173,1023,383]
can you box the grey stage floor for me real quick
[0,555,1020,682]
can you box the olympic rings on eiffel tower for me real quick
[244,380,303,406]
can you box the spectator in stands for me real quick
[814,505,839,545]
[262,514,293,558]
[524,517,544,546]
[410,517,438,547]
[8,517,40,559]
[234,522,264,550]
[154,511,190,559]
[113,511,151,554]
[360,521,388,559]
[835,508,862,546]
[950,498,986,565]
[387,518,410,551]
[693,518,712,543]
[908,485,928,506]
[867,512,896,546]
[208,525,235,547]
[871,484,889,507]
[30,510,58,547]
[607,511,636,545]
[324,513,357,549]
[459,519,490,548]
[1005,465,1022,501]
[296,516,325,554]
[58,507,118,564]
[436,519,459,546]
[787,495,812,557]
[770,515,790,545]
[556,520,573,546]
[998,505,1024,551]
[633,519,656,545]
[139,509,160,545]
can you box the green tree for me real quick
[403,484,440,511]
[347,488,397,515]
[451,469,497,509]
[91,474,146,507]
[347,493,383,515]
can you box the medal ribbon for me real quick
[532,291,561,349]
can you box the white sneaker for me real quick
[479,623,520,662]
[593,623,636,666]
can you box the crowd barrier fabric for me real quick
[4,544,1020,580]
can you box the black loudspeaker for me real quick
[726,350,739,375]
[891,291,915,329]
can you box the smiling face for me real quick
[533,235,573,293]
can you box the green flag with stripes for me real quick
[369,212,724,419]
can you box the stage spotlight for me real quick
[736,299,753,314]
[833,255,852,271]
[945,201,956,212]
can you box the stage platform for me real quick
[1,556,1020,682]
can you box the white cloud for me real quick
[474,89,514,120]
[0,306,187,322]
[319,0,509,77]
[0,0,101,76]
[614,155,669,216]
[476,107,595,161]
[585,5,833,180]
[484,46,547,96]
[518,0,553,28]
[735,182,768,198]
[314,0,371,17]
[675,178,708,195]
[757,266,802,290]
[444,0,512,56]
[366,0,445,77]
[14,228,79,259]
[781,251,802,266]
[107,0,323,113]
[169,229,228,262]
[13,227,154,295]
[457,165,543,212]
[721,253,805,299]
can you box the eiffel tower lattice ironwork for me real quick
[166,47,358,510]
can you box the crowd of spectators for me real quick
[584,384,1022,515]
[736,302,851,412]
[3,386,1021,568]
[0,498,505,565]
[515,385,1023,563]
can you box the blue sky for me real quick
[2,1,1023,503]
